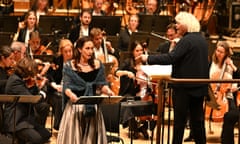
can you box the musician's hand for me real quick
[135,54,148,64]
[127,71,135,79]
[106,41,114,53]
[70,94,79,103]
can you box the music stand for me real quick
[38,15,74,34]
[90,16,122,36]
[33,55,55,63]
[138,15,172,33]
[75,96,123,105]
[0,16,21,33]
[0,95,41,144]
[0,32,14,47]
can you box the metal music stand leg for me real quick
[156,79,165,144]
[167,88,172,144]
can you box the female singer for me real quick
[3,57,51,144]
[116,40,149,139]
[46,39,73,130]
[57,36,114,144]
[15,10,39,46]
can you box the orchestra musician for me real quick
[136,12,209,144]
[31,0,50,21]
[0,46,14,134]
[116,40,149,139]
[11,41,27,62]
[118,14,140,51]
[3,57,51,144]
[57,36,114,144]
[90,27,120,61]
[156,23,180,53]
[14,10,39,47]
[46,39,74,130]
[69,9,92,44]
[91,0,106,16]
[25,30,52,127]
[208,41,238,144]
[138,0,159,15]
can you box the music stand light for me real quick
[38,15,74,34]
[0,16,21,33]
[90,16,122,36]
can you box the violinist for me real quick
[14,10,39,47]
[3,57,51,144]
[209,41,238,144]
[116,40,149,139]
[0,46,15,133]
[0,45,15,94]
[11,41,27,62]
[46,39,73,130]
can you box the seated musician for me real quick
[90,27,120,61]
[116,40,150,139]
[46,39,74,130]
[91,0,106,16]
[209,41,239,144]
[118,14,140,51]
[11,41,27,62]
[0,46,15,133]
[14,11,39,46]
[3,57,51,144]
[69,9,92,44]
[138,0,159,15]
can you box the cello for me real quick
[205,61,229,123]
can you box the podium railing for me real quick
[153,78,240,144]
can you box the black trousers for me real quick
[46,93,63,130]
[34,101,50,127]
[221,108,239,144]
[171,88,206,144]
[16,123,51,144]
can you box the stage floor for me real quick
[46,107,239,144]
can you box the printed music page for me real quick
[140,65,172,80]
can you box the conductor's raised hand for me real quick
[135,54,148,64]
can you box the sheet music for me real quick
[140,65,172,78]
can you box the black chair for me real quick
[100,103,124,144]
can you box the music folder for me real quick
[0,95,42,103]
[74,96,123,105]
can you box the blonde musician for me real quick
[118,14,139,51]
[31,0,50,21]
[14,11,39,47]
[209,41,239,144]
[90,27,120,62]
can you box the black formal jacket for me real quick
[17,27,39,43]
[148,32,209,97]
[3,73,40,132]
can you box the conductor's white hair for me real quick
[175,11,200,32]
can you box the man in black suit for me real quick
[69,9,92,44]
[136,12,208,144]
